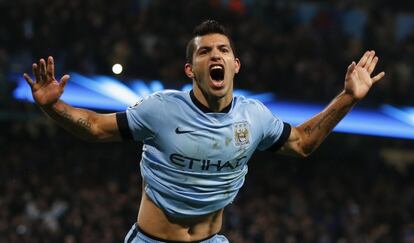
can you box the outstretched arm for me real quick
[279,51,385,157]
[24,56,121,142]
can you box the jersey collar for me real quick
[190,90,232,113]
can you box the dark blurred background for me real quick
[1,0,414,242]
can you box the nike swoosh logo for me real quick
[175,127,196,134]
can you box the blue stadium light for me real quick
[381,105,414,127]
[149,80,164,92]
[13,78,34,102]
[181,84,192,91]
[13,74,129,110]
[12,73,414,140]
[91,75,141,105]
[130,79,152,97]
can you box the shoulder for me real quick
[234,95,267,111]
[129,90,187,107]
[149,89,189,103]
[147,89,185,99]
[157,89,188,100]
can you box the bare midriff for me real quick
[137,191,224,242]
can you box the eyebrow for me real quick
[197,44,231,52]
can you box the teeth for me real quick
[210,65,223,70]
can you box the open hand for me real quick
[344,50,385,100]
[23,56,70,106]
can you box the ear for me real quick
[184,63,194,79]
[234,58,241,74]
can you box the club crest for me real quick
[233,121,250,146]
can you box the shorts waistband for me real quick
[135,223,217,243]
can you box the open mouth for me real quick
[209,64,225,81]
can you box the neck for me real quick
[192,86,232,112]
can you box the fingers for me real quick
[39,58,47,82]
[347,61,356,72]
[32,63,41,83]
[28,56,62,86]
[367,56,378,74]
[47,56,55,80]
[357,50,375,68]
[23,73,35,87]
[364,50,375,68]
[59,74,70,89]
[372,71,385,83]
[345,61,356,77]
[355,50,383,79]
[359,50,384,83]
[356,51,370,67]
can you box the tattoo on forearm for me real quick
[58,109,73,121]
[58,109,91,130]
[77,118,92,130]
[304,104,353,137]
[304,126,312,137]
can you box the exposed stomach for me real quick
[137,191,224,242]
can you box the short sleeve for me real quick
[116,93,164,141]
[255,101,291,151]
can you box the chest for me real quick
[155,112,261,172]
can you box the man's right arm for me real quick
[40,100,121,142]
[24,56,122,142]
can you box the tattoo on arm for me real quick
[58,109,73,121]
[57,109,91,130]
[77,118,92,130]
[304,104,353,137]
[304,125,312,137]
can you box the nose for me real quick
[210,48,222,61]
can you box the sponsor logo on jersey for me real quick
[233,121,250,146]
[175,127,196,134]
[170,153,247,171]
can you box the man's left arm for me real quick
[278,50,385,157]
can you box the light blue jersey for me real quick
[116,90,290,218]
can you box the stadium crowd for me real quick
[2,0,414,242]
[2,0,414,104]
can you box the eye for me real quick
[221,48,229,53]
[198,49,208,55]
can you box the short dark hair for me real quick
[186,20,236,63]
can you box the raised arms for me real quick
[279,51,385,157]
[23,57,121,142]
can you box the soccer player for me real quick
[23,20,385,243]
